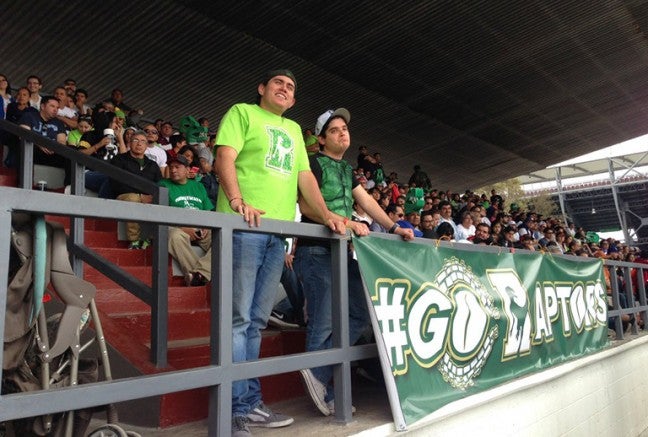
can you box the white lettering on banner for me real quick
[370,257,607,389]
[373,281,409,371]
[487,270,532,360]
[407,284,451,366]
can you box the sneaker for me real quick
[232,415,252,437]
[327,399,356,415]
[268,310,300,329]
[246,402,294,428]
[128,240,141,250]
[299,369,330,416]
[140,238,151,250]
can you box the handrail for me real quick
[0,119,170,365]
[0,187,367,436]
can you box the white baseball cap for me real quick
[314,108,351,136]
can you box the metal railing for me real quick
[1,120,647,435]
[1,120,171,365]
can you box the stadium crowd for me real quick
[2,71,646,436]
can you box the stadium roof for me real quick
[3,1,648,191]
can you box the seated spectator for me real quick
[303,128,319,155]
[19,95,69,182]
[3,87,37,168]
[123,126,137,146]
[0,73,12,120]
[554,228,568,253]
[197,146,218,206]
[26,75,43,109]
[436,222,455,241]
[73,89,92,116]
[420,210,437,239]
[53,86,78,130]
[455,212,475,241]
[472,222,494,245]
[165,134,187,162]
[386,204,405,226]
[405,211,421,229]
[197,117,210,144]
[77,112,126,198]
[109,88,132,112]
[63,78,77,100]
[438,200,458,234]
[160,154,214,285]
[538,227,555,248]
[158,121,174,147]
[142,123,167,176]
[178,144,199,179]
[110,130,161,249]
[516,234,537,251]
[114,109,127,129]
[499,225,516,247]
[67,115,93,148]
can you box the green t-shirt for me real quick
[215,103,308,220]
[67,129,83,147]
[159,178,214,211]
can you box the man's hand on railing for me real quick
[231,198,265,227]
[347,220,369,237]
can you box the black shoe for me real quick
[190,272,207,286]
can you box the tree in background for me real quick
[476,177,559,218]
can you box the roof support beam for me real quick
[608,158,632,245]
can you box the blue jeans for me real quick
[294,244,370,402]
[85,171,113,198]
[231,232,285,417]
[278,264,305,325]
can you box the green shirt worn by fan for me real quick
[159,178,214,211]
[214,103,309,221]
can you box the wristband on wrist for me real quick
[388,223,400,234]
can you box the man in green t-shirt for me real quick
[214,69,344,435]
[159,154,214,286]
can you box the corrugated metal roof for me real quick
[3,0,648,190]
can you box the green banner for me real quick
[353,235,608,428]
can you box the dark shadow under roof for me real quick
[3,0,648,190]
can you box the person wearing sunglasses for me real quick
[141,123,167,176]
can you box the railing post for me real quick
[150,187,169,367]
[331,236,353,422]
[70,160,85,275]
[209,227,233,437]
[20,138,33,190]
[0,209,13,377]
